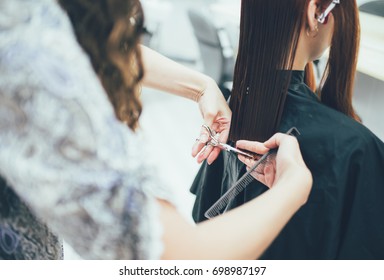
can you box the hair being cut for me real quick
[229,0,360,142]
[59,0,144,130]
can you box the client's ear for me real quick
[307,0,320,32]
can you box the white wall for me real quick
[353,72,384,141]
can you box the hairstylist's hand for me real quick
[236,133,312,202]
[192,79,232,165]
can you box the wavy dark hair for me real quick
[229,0,360,142]
[59,0,144,130]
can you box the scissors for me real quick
[201,125,256,159]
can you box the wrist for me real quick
[174,75,211,102]
[195,75,225,102]
[192,76,213,103]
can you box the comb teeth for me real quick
[204,150,274,219]
[204,127,300,219]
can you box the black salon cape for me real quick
[191,71,384,259]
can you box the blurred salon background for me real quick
[64,0,384,259]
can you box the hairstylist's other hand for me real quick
[236,133,312,202]
[192,79,232,165]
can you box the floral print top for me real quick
[0,0,166,259]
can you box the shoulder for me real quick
[283,96,384,162]
[0,0,89,71]
[286,86,382,148]
[0,0,108,114]
[326,111,383,151]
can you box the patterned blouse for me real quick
[0,0,167,259]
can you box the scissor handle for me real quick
[202,125,256,158]
[202,125,220,146]
[202,125,215,138]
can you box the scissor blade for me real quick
[218,143,255,158]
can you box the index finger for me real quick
[236,140,270,155]
[263,133,298,150]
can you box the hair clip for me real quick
[317,0,340,24]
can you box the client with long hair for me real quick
[191,0,384,259]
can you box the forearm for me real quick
[195,184,303,259]
[160,181,305,260]
[140,45,212,102]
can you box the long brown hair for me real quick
[59,0,144,130]
[319,0,360,120]
[229,0,360,142]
